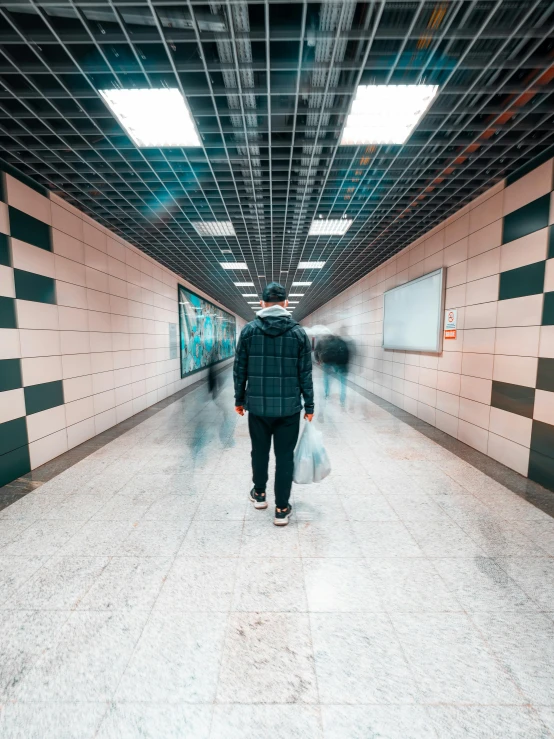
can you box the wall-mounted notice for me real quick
[169,323,178,359]
[444,309,457,340]
[383,268,446,353]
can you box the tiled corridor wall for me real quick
[304,158,554,491]
[0,171,243,488]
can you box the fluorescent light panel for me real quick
[220,262,247,270]
[293,281,312,286]
[309,219,352,236]
[340,84,438,145]
[242,293,258,297]
[99,88,201,148]
[298,261,325,269]
[194,221,236,237]
[235,282,254,287]
[247,301,259,304]
[289,293,304,297]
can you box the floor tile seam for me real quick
[377,609,440,735]
[104,547,184,709]
[490,556,554,610]
[1,607,76,701]
[465,609,545,708]
[208,517,246,729]
[297,552,324,726]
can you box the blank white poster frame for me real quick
[382,267,446,353]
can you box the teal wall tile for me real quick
[0,296,17,328]
[0,417,28,457]
[0,359,22,392]
[24,380,64,415]
[530,419,554,460]
[0,234,9,266]
[537,358,554,393]
[543,292,554,326]
[0,170,5,202]
[549,225,554,260]
[528,449,554,493]
[13,269,56,305]
[498,261,545,301]
[502,194,550,244]
[0,444,30,488]
[8,206,52,252]
[491,380,535,418]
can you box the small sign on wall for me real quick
[444,309,457,340]
[169,322,178,359]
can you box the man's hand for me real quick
[235,406,245,416]
[304,413,314,422]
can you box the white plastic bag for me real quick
[293,422,331,484]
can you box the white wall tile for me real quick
[21,355,62,387]
[500,229,548,272]
[51,202,83,240]
[487,433,529,476]
[64,396,95,427]
[0,328,21,360]
[534,389,554,425]
[539,326,554,358]
[457,419,488,453]
[0,265,15,298]
[496,295,543,328]
[63,375,93,403]
[67,416,96,450]
[495,326,540,357]
[29,429,68,470]
[5,175,51,224]
[60,330,90,355]
[11,239,56,278]
[19,329,61,357]
[0,388,26,424]
[52,230,85,264]
[26,405,66,443]
[56,281,88,309]
[62,353,92,380]
[489,407,533,447]
[493,355,538,387]
[503,159,553,215]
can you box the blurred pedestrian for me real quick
[234,282,314,526]
[318,333,350,407]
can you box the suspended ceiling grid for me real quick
[0,0,553,320]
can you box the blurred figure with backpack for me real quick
[316,332,350,407]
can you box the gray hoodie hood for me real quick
[254,305,298,337]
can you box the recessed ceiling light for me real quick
[247,301,259,304]
[292,281,312,286]
[193,221,236,237]
[235,282,254,287]
[298,261,325,269]
[242,293,258,297]
[288,301,299,304]
[99,88,201,148]
[220,262,247,270]
[289,293,305,297]
[308,219,352,236]
[340,84,438,145]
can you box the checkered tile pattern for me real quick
[304,157,554,492]
[0,171,242,489]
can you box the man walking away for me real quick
[234,282,314,526]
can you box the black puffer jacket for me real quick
[234,307,314,417]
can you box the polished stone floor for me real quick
[1,372,554,738]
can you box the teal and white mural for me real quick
[178,285,236,377]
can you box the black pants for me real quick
[248,412,301,509]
